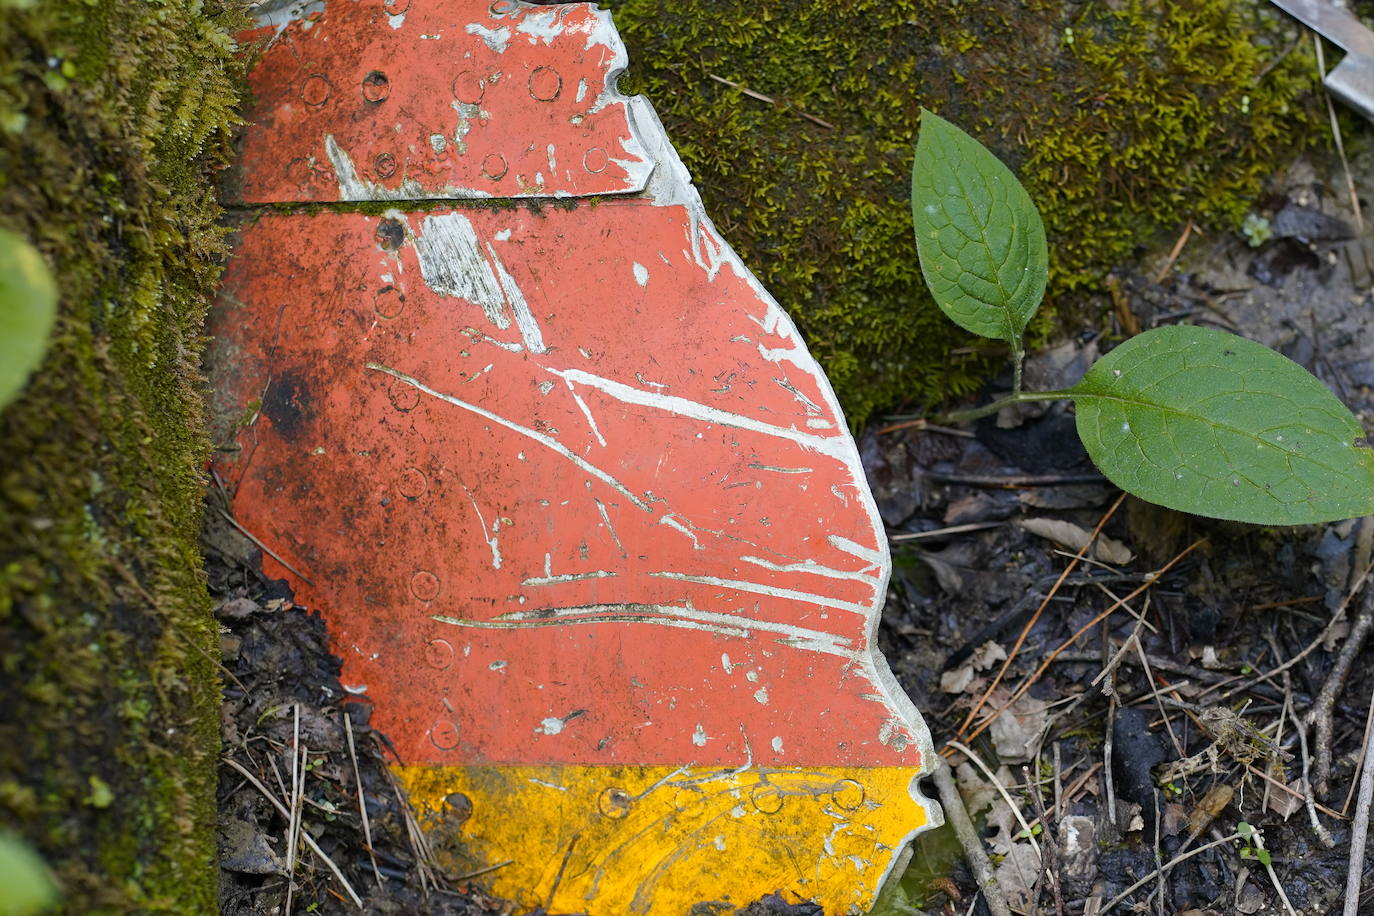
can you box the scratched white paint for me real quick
[514,8,563,45]
[692,724,707,746]
[632,261,649,287]
[432,603,852,656]
[325,134,495,202]
[535,716,565,735]
[465,491,503,570]
[252,0,325,40]
[486,243,547,353]
[388,12,405,30]
[413,213,510,329]
[521,570,617,586]
[658,515,703,550]
[646,571,869,615]
[368,364,654,512]
[739,555,876,583]
[753,687,769,705]
[771,736,783,753]
[465,22,511,53]
[546,367,847,459]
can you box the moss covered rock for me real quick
[0,1,244,911]
[611,0,1319,425]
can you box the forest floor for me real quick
[874,138,1374,916]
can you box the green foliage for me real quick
[0,0,246,911]
[1074,326,1374,525]
[1236,821,1273,867]
[0,228,56,409]
[911,111,1046,344]
[913,113,1374,526]
[610,0,1318,426]
[0,832,59,916]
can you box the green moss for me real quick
[0,1,245,912]
[610,0,1318,426]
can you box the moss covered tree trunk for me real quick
[0,2,244,911]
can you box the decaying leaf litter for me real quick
[873,136,1374,914]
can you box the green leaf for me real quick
[910,109,1047,344]
[0,228,57,410]
[0,832,59,916]
[1071,326,1374,525]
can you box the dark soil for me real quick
[872,143,1374,915]
[204,486,507,916]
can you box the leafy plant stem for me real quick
[1011,338,1025,397]
[936,389,1077,426]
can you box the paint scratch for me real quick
[366,363,653,512]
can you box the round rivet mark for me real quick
[750,784,783,815]
[301,74,332,107]
[397,465,428,498]
[375,217,406,251]
[411,570,440,602]
[388,381,420,412]
[480,153,508,181]
[830,778,865,811]
[373,285,405,319]
[361,70,391,103]
[489,0,518,14]
[424,638,454,670]
[597,787,632,819]
[672,788,701,812]
[451,70,485,105]
[528,66,562,102]
[583,147,608,174]
[383,0,410,12]
[285,158,313,186]
[373,152,397,179]
[444,791,472,822]
[429,718,459,751]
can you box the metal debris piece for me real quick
[1269,0,1374,121]
[213,2,938,912]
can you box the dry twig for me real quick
[1024,765,1067,916]
[1345,687,1374,916]
[930,757,1013,916]
[1100,831,1243,914]
[1308,585,1374,795]
[223,756,364,908]
[966,538,1204,745]
[342,710,384,889]
[957,494,1126,738]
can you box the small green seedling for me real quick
[911,110,1374,525]
[1236,821,1272,867]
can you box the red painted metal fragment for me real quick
[232,0,652,202]
[211,2,939,911]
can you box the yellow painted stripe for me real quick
[394,763,932,914]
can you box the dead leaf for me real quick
[1162,802,1188,837]
[988,691,1049,762]
[940,665,975,694]
[1017,517,1133,565]
[993,842,1042,912]
[969,640,1008,670]
[1266,778,1306,820]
